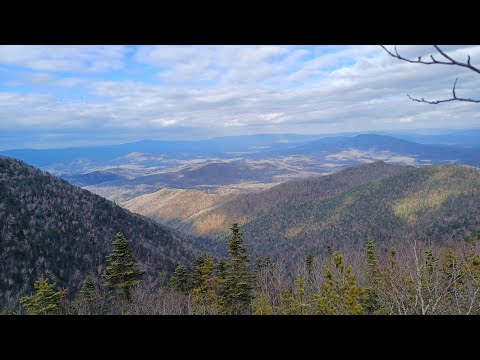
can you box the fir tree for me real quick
[292,275,312,315]
[192,255,220,314]
[74,275,102,315]
[364,237,380,314]
[169,264,190,293]
[216,258,228,279]
[191,255,207,290]
[306,254,315,277]
[304,253,318,298]
[278,289,296,315]
[219,223,255,315]
[20,275,64,315]
[252,292,273,315]
[79,276,97,301]
[314,252,365,315]
[102,232,145,302]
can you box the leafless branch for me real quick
[406,78,480,104]
[380,45,480,104]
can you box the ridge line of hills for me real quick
[0,156,209,308]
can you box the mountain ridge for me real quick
[0,156,204,307]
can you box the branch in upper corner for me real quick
[380,45,480,104]
[380,45,480,74]
[407,78,480,104]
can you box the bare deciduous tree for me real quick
[381,45,480,104]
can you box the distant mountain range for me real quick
[2,131,479,179]
[0,133,326,170]
[0,156,204,308]
[59,133,480,203]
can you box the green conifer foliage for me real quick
[79,276,97,301]
[252,292,273,315]
[192,255,220,314]
[102,232,145,301]
[19,275,64,315]
[306,254,315,277]
[169,264,191,293]
[73,275,103,315]
[314,252,365,315]
[278,289,296,315]
[364,237,380,314]
[292,275,312,315]
[191,255,207,290]
[219,223,255,315]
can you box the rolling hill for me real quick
[143,161,413,237]
[241,163,480,261]
[0,156,204,308]
[125,161,480,265]
[86,159,314,203]
[123,188,237,228]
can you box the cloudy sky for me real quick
[0,45,479,149]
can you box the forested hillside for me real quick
[0,156,201,308]
[126,162,480,265]
[242,164,480,262]
[182,161,413,237]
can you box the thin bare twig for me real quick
[380,45,480,104]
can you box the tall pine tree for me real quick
[169,264,191,293]
[79,276,97,301]
[20,275,64,315]
[192,255,220,314]
[364,237,380,314]
[219,223,255,315]
[102,232,145,302]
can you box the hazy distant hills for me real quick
[0,156,202,307]
[124,161,480,264]
[86,159,315,202]
[2,132,479,183]
[253,134,480,166]
[76,133,479,202]
[62,170,127,187]
[390,128,480,146]
[0,133,325,171]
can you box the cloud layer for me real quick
[1,45,479,149]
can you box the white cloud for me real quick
[1,45,480,148]
[0,45,129,73]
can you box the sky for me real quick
[0,45,479,150]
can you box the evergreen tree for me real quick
[79,276,97,301]
[191,255,207,290]
[252,292,273,315]
[20,275,64,315]
[169,264,190,293]
[364,237,380,314]
[74,275,103,315]
[304,253,318,298]
[192,255,220,314]
[219,223,255,315]
[102,232,145,301]
[292,275,312,315]
[278,289,297,315]
[314,252,365,315]
[216,258,228,279]
[306,254,315,277]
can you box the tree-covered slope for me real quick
[242,164,480,261]
[180,161,413,237]
[0,156,200,308]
